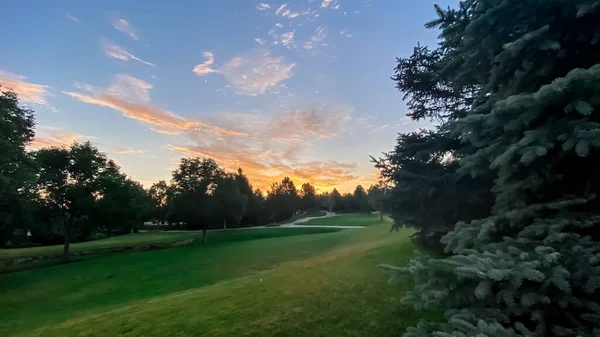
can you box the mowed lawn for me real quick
[303,212,389,226]
[1,217,437,337]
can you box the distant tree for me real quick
[352,185,370,213]
[323,192,336,214]
[266,177,299,222]
[170,158,224,243]
[234,168,260,226]
[367,184,388,222]
[253,188,268,225]
[0,89,36,245]
[36,142,108,260]
[148,180,176,226]
[330,188,342,212]
[213,175,247,230]
[95,161,151,235]
[299,182,317,210]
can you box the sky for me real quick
[0,0,451,193]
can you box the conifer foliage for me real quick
[379,1,600,336]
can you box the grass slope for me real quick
[0,228,342,335]
[2,218,437,337]
[303,213,388,227]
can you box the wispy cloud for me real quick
[193,49,295,96]
[280,31,295,48]
[256,3,271,11]
[254,38,267,45]
[63,75,245,136]
[108,74,152,102]
[114,147,146,154]
[303,26,327,50]
[30,126,89,149]
[103,42,155,67]
[0,69,49,104]
[112,17,138,40]
[192,52,219,76]
[65,12,81,23]
[321,0,339,9]
[275,3,299,18]
[340,28,352,38]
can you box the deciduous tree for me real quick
[36,142,108,260]
[0,89,36,245]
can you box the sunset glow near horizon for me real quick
[0,0,450,193]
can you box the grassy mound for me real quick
[303,213,389,227]
[1,216,437,337]
[0,232,198,263]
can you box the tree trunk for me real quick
[223,220,227,230]
[63,213,73,261]
[380,212,383,222]
[202,224,207,244]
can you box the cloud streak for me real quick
[321,0,339,9]
[65,12,81,23]
[112,18,138,40]
[0,69,49,104]
[114,147,146,154]
[63,75,245,136]
[103,42,155,67]
[256,3,271,11]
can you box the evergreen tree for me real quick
[234,168,261,226]
[299,182,318,210]
[352,185,370,212]
[381,1,600,336]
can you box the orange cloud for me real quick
[192,52,218,76]
[166,103,374,193]
[30,126,88,149]
[63,75,245,137]
[63,73,375,192]
[114,147,146,154]
[0,69,49,104]
[168,143,365,193]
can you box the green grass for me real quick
[1,215,438,337]
[0,232,198,263]
[303,212,389,227]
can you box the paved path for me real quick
[142,212,365,232]
[278,212,365,229]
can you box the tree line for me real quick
[377,1,600,336]
[0,88,388,259]
[147,161,388,243]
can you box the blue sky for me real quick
[0,0,450,192]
